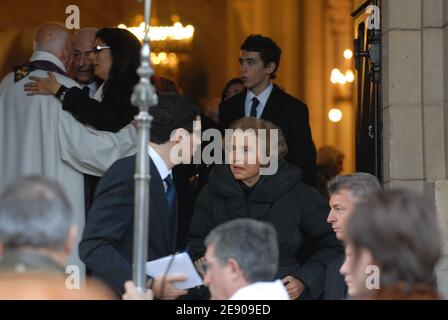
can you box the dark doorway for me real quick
[352,0,382,180]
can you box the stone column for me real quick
[303,0,325,147]
[382,0,448,297]
[424,0,448,298]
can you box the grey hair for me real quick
[205,218,278,283]
[327,172,381,202]
[0,176,73,251]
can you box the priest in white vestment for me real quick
[0,24,137,275]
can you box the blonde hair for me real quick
[229,117,288,159]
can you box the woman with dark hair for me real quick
[340,189,442,300]
[221,77,244,102]
[24,28,141,132]
[188,117,342,300]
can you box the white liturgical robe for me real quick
[0,51,137,273]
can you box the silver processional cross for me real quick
[132,0,158,293]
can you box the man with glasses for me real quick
[202,219,289,300]
[123,218,288,300]
[71,28,98,98]
[71,28,103,221]
[325,173,381,300]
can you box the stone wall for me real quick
[382,0,448,297]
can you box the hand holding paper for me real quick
[146,252,203,290]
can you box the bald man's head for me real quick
[34,23,73,70]
[72,28,98,84]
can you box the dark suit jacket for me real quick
[324,253,347,300]
[219,85,317,185]
[79,155,178,296]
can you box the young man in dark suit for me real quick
[79,93,201,298]
[219,34,317,185]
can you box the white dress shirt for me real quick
[81,82,98,98]
[229,280,290,300]
[244,83,274,118]
[92,82,104,102]
[148,145,172,192]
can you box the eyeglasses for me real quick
[93,45,111,54]
[198,259,210,275]
[198,257,221,276]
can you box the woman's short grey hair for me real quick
[205,219,279,283]
[327,172,381,202]
[0,176,73,251]
[347,189,442,288]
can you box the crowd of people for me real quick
[0,22,444,301]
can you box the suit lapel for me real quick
[172,190,178,251]
[149,159,174,252]
[235,90,247,120]
[260,84,279,121]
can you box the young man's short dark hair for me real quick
[149,93,200,144]
[241,34,282,79]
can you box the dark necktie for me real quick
[250,97,260,118]
[82,86,90,97]
[164,174,176,212]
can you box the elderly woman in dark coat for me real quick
[188,117,342,300]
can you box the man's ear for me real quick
[171,128,188,144]
[64,225,78,255]
[227,258,244,280]
[266,62,276,75]
[63,45,73,70]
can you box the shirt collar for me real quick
[229,280,289,300]
[246,82,273,107]
[148,145,172,180]
[81,82,97,90]
[82,82,98,97]
[88,82,97,92]
[30,51,67,73]
[93,83,104,102]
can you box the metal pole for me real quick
[132,0,158,293]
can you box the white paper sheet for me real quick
[146,252,203,290]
